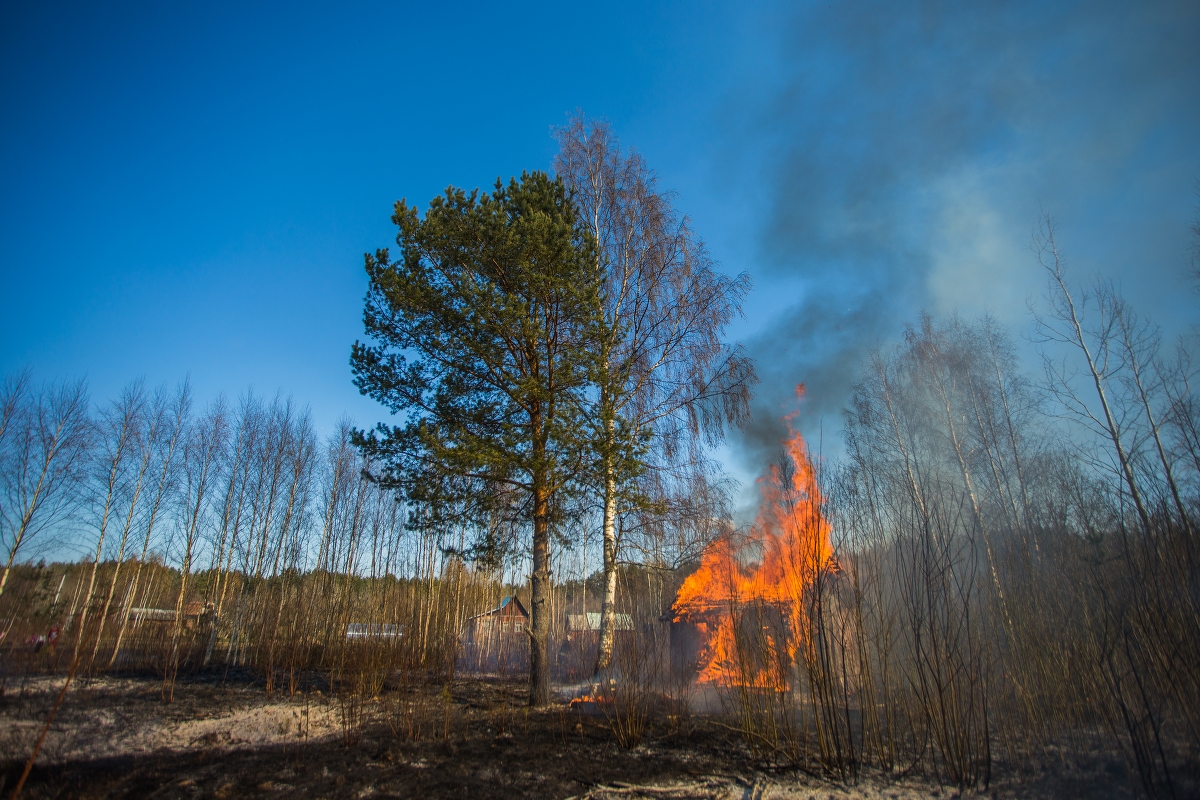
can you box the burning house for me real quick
[670,399,836,691]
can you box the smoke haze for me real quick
[721,0,1200,480]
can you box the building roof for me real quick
[467,595,529,621]
[128,603,211,622]
[346,623,403,639]
[567,612,634,631]
[127,607,175,622]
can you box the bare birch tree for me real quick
[109,381,189,666]
[0,377,92,599]
[164,397,228,701]
[1031,219,1153,535]
[74,382,146,667]
[553,114,755,672]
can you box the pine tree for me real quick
[352,171,599,706]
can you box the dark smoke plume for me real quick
[725,0,1200,477]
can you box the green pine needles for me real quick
[351,171,601,706]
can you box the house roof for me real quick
[567,612,634,631]
[467,595,529,621]
[346,623,403,638]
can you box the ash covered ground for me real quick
[1,673,1140,799]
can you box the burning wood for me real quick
[672,390,834,690]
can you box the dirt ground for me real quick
[0,672,1143,799]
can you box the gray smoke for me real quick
[723,0,1200,479]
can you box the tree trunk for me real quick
[110,390,186,666]
[595,431,618,673]
[529,481,552,707]
[91,457,151,667]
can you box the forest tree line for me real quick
[0,115,753,707]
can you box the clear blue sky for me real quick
[0,0,759,432]
[3,1,1198,496]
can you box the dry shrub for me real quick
[718,602,804,768]
[597,614,674,749]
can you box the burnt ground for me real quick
[0,672,1152,799]
[0,673,753,799]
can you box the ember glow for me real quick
[672,387,833,689]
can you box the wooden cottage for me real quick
[459,596,530,674]
[464,596,529,641]
[565,612,634,642]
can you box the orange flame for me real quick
[673,386,833,689]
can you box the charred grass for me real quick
[0,673,748,800]
[0,672,1159,800]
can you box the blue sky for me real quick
[0,0,757,430]
[3,1,1198,497]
